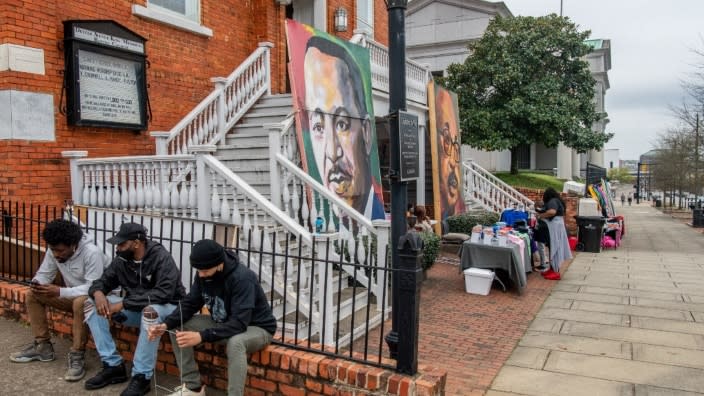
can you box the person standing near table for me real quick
[536,188,572,280]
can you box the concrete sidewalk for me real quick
[488,202,704,396]
[0,318,225,395]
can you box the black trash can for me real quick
[575,216,606,253]
[655,199,662,208]
[693,209,704,228]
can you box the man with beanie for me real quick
[84,222,186,396]
[148,239,276,396]
[10,219,109,382]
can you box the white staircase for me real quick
[462,159,535,214]
[62,34,433,348]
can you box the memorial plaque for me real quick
[0,90,55,141]
[398,110,419,182]
[64,20,148,130]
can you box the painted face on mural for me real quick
[303,46,372,210]
[438,96,461,216]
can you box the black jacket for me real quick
[162,249,277,343]
[89,240,186,311]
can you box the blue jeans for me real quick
[85,295,176,378]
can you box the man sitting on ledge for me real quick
[148,239,277,396]
[10,219,109,382]
[84,222,186,396]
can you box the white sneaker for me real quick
[167,384,205,396]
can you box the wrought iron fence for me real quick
[0,200,396,369]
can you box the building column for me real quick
[571,150,581,179]
[556,142,572,180]
[590,149,605,168]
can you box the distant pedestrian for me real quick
[627,192,633,206]
[621,193,626,206]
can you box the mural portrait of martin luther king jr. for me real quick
[286,19,384,226]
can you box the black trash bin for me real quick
[655,199,662,208]
[693,209,704,228]
[575,216,606,253]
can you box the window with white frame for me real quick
[356,0,374,35]
[150,0,200,22]
[132,0,212,37]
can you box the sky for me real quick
[499,0,704,160]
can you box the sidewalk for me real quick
[0,318,225,395]
[488,201,704,395]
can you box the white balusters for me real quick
[210,170,220,220]
[144,164,154,211]
[136,166,145,211]
[81,168,90,206]
[89,165,97,206]
[220,185,231,223]
[231,188,242,226]
[160,161,170,213]
[188,170,197,218]
[96,165,105,207]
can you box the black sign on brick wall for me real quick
[63,20,148,130]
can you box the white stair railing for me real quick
[462,159,535,214]
[349,33,432,106]
[152,42,273,156]
[266,116,392,315]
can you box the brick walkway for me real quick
[417,254,569,395]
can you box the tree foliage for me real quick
[441,14,612,172]
[606,167,634,184]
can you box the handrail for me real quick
[463,160,534,209]
[155,43,272,155]
[201,154,313,246]
[349,33,432,105]
[276,153,376,233]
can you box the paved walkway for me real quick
[488,201,704,396]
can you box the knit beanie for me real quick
[190,239,225,269]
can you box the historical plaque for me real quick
[64,20,148,130]
[398,110,420,182]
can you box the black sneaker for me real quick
[120,374,151,396]
[84,362,128,390]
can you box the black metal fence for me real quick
[0,200,397,369]
[585,162,607,197]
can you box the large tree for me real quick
[442,14,612,174]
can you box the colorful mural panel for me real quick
[428,81,465,225]
[285,19,385,225]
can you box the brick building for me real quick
[1,0,388,207]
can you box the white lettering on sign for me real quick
[74,27,145,54]
[78,50,141,125]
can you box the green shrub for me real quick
[446,211,500,234]
[419,231,441,271]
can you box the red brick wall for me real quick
[517,188,579,236]
[1,0,389,208]
[0,281,446,395]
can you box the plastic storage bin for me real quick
[575,216,606,253]
[463,268,495,295]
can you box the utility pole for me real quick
[696,112,700,203]
[560,0,563,16]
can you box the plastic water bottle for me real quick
[493,224,499,237]
[142,306,159,329]
[315,216,324,234]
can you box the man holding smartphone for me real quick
[9,219,110,382]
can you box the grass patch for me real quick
[494,171,566,191]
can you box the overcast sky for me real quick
[499,0,704,160]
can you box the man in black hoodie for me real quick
[148,239,276,396]
[84,223,186,396]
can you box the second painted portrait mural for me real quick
[285,19,385,229]
[428,81,465,226]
